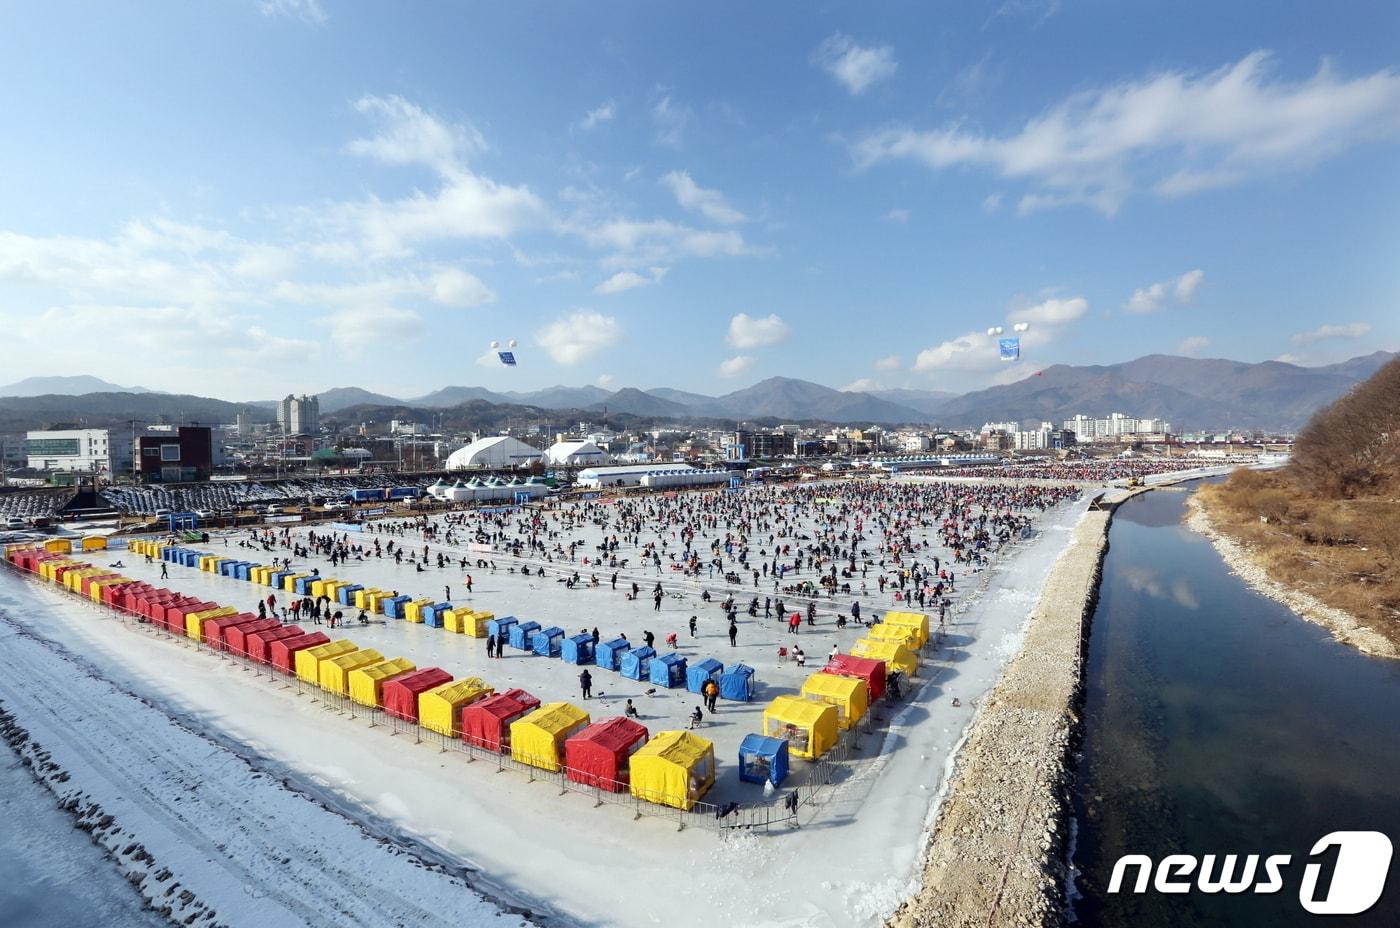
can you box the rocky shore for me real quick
[889,507,1112,928]
[1186,494,1397,659]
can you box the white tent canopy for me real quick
[445,436,543,470]
[544,440,611,467]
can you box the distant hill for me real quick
[934,352,1397,430]
[702,377,930,424]
[645,387,716,407]
[408,385,511,407]
[589,388,692,418]
[870,388,956,417]
[317,386,404,413]
[0,375,154,397]
[504,385,613,409]
[0,392,272,433]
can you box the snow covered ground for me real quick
[0,479,1091,926]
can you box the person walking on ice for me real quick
[579,668,593,700]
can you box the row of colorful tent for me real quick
[137,539,762,701]
[6,542,717,812]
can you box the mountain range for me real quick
[2,351,1394,433]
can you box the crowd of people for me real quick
[937,457,1209,482]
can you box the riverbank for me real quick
[1186,493,1398,659]
[889,506,1112,928]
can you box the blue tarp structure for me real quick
[596,637,630,671]
[337,584,364,606]
[382,595,412,619]
[561,634,595,665]
[423,602,451,628]
[509,621,541,651]
[619,646,655,681]
[738,733,789,786]
[719,664,755,701]
[294,576,316,596]
[650,652,687,688]
[531,626,564,657]
[686,658,723,694]
[235,563,253,581]
[486,616,517,640]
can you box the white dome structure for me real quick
[445,436,543,470]
[544,439,611,467]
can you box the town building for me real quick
[24,428,131,473]
[277,394,320,435]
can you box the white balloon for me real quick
[508,339,517,348]
[490,340,499,349]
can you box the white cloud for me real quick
[323,306,423,356]
[256,0,326,25]
[1124,269,1205,314]
[652,93,691,147]
[875,354,901,371]
[812,34,898,95]
[593,266,668,295]
[1177,335,1211,355]
[851,52,1400,214]
[1175,268,1205,302]
[884,208,911,223]
[981,192,1004,213]
[579,101,616,131]
[348,95,484,174]
[1290,322,1372,345]
[727,312,791,349]
[596,373,614,387]
[1008,296,1088,326]
[536,311,621,364]
[842,378,883,392]
[719,355,755,378]
[660,171,746,224]
[428,267,495,307]
[913,332,992,372]
[578,217,757,268]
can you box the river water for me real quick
[1070,482,1400,926]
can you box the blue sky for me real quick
[1,0,1397,401]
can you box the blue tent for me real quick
[486,616,517,640]
[294,576,316,596]
[509,620,541,650]
[180,550,201,567]
[619,646,655,681]
[561,634,595,665]
[268,570,292,588]
[423,602,452,628]
[218,560,237,577]
[738,734,789,786]
[337,584,364,606]
[596,637,630,671]
[235,563,254,581]
[531,626,564,657]
[686,658,724,694]
[382,595,412,619]
[650,652,687,688]
[161,547,178,562]
[719,664,755,702]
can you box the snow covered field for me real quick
[0,479,1090,926]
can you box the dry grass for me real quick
[1199,470,1400,648]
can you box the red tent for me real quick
[223,618,280,657]
[269,631,330,675]
[204,614,262,651]
[564,717,649,791]
[247,625,304,664]
[79,572,120,596]
[159,598,209,633]
[100,580,138,606]
[382,668,454,723]
[137,591,177,619]
[823,654,887,702]
[461,688,541,753]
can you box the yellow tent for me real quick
[420,678,493,736]
[81,536,107,551]
[283,573,307,592]
[251,566,270,585]
[444,609,492,636]
[801,672,869,729]
[629,731,716,811]
[199,556,217,572]
[868,622,920,649]
[404,599,433,624]
[186,606,236,641]
[295,639,358,683]
[43,539,73,554]
[65,568,101,591]
[882,610,930,647]
[39,558,75,580]
[320,648,385,695]
[763,694,839,760]
[354,588,381,610]
[347,657,416,707]
[367,590,392,613]
[510,702,591,772]
[851,638,919,677]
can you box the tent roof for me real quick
[519,701,589,736]
[425,678,491,704]
[571,717,648,754]
[633,730,712,768]
[765,694,838,727]
[801,671,864,699]
[738,733,787,756]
